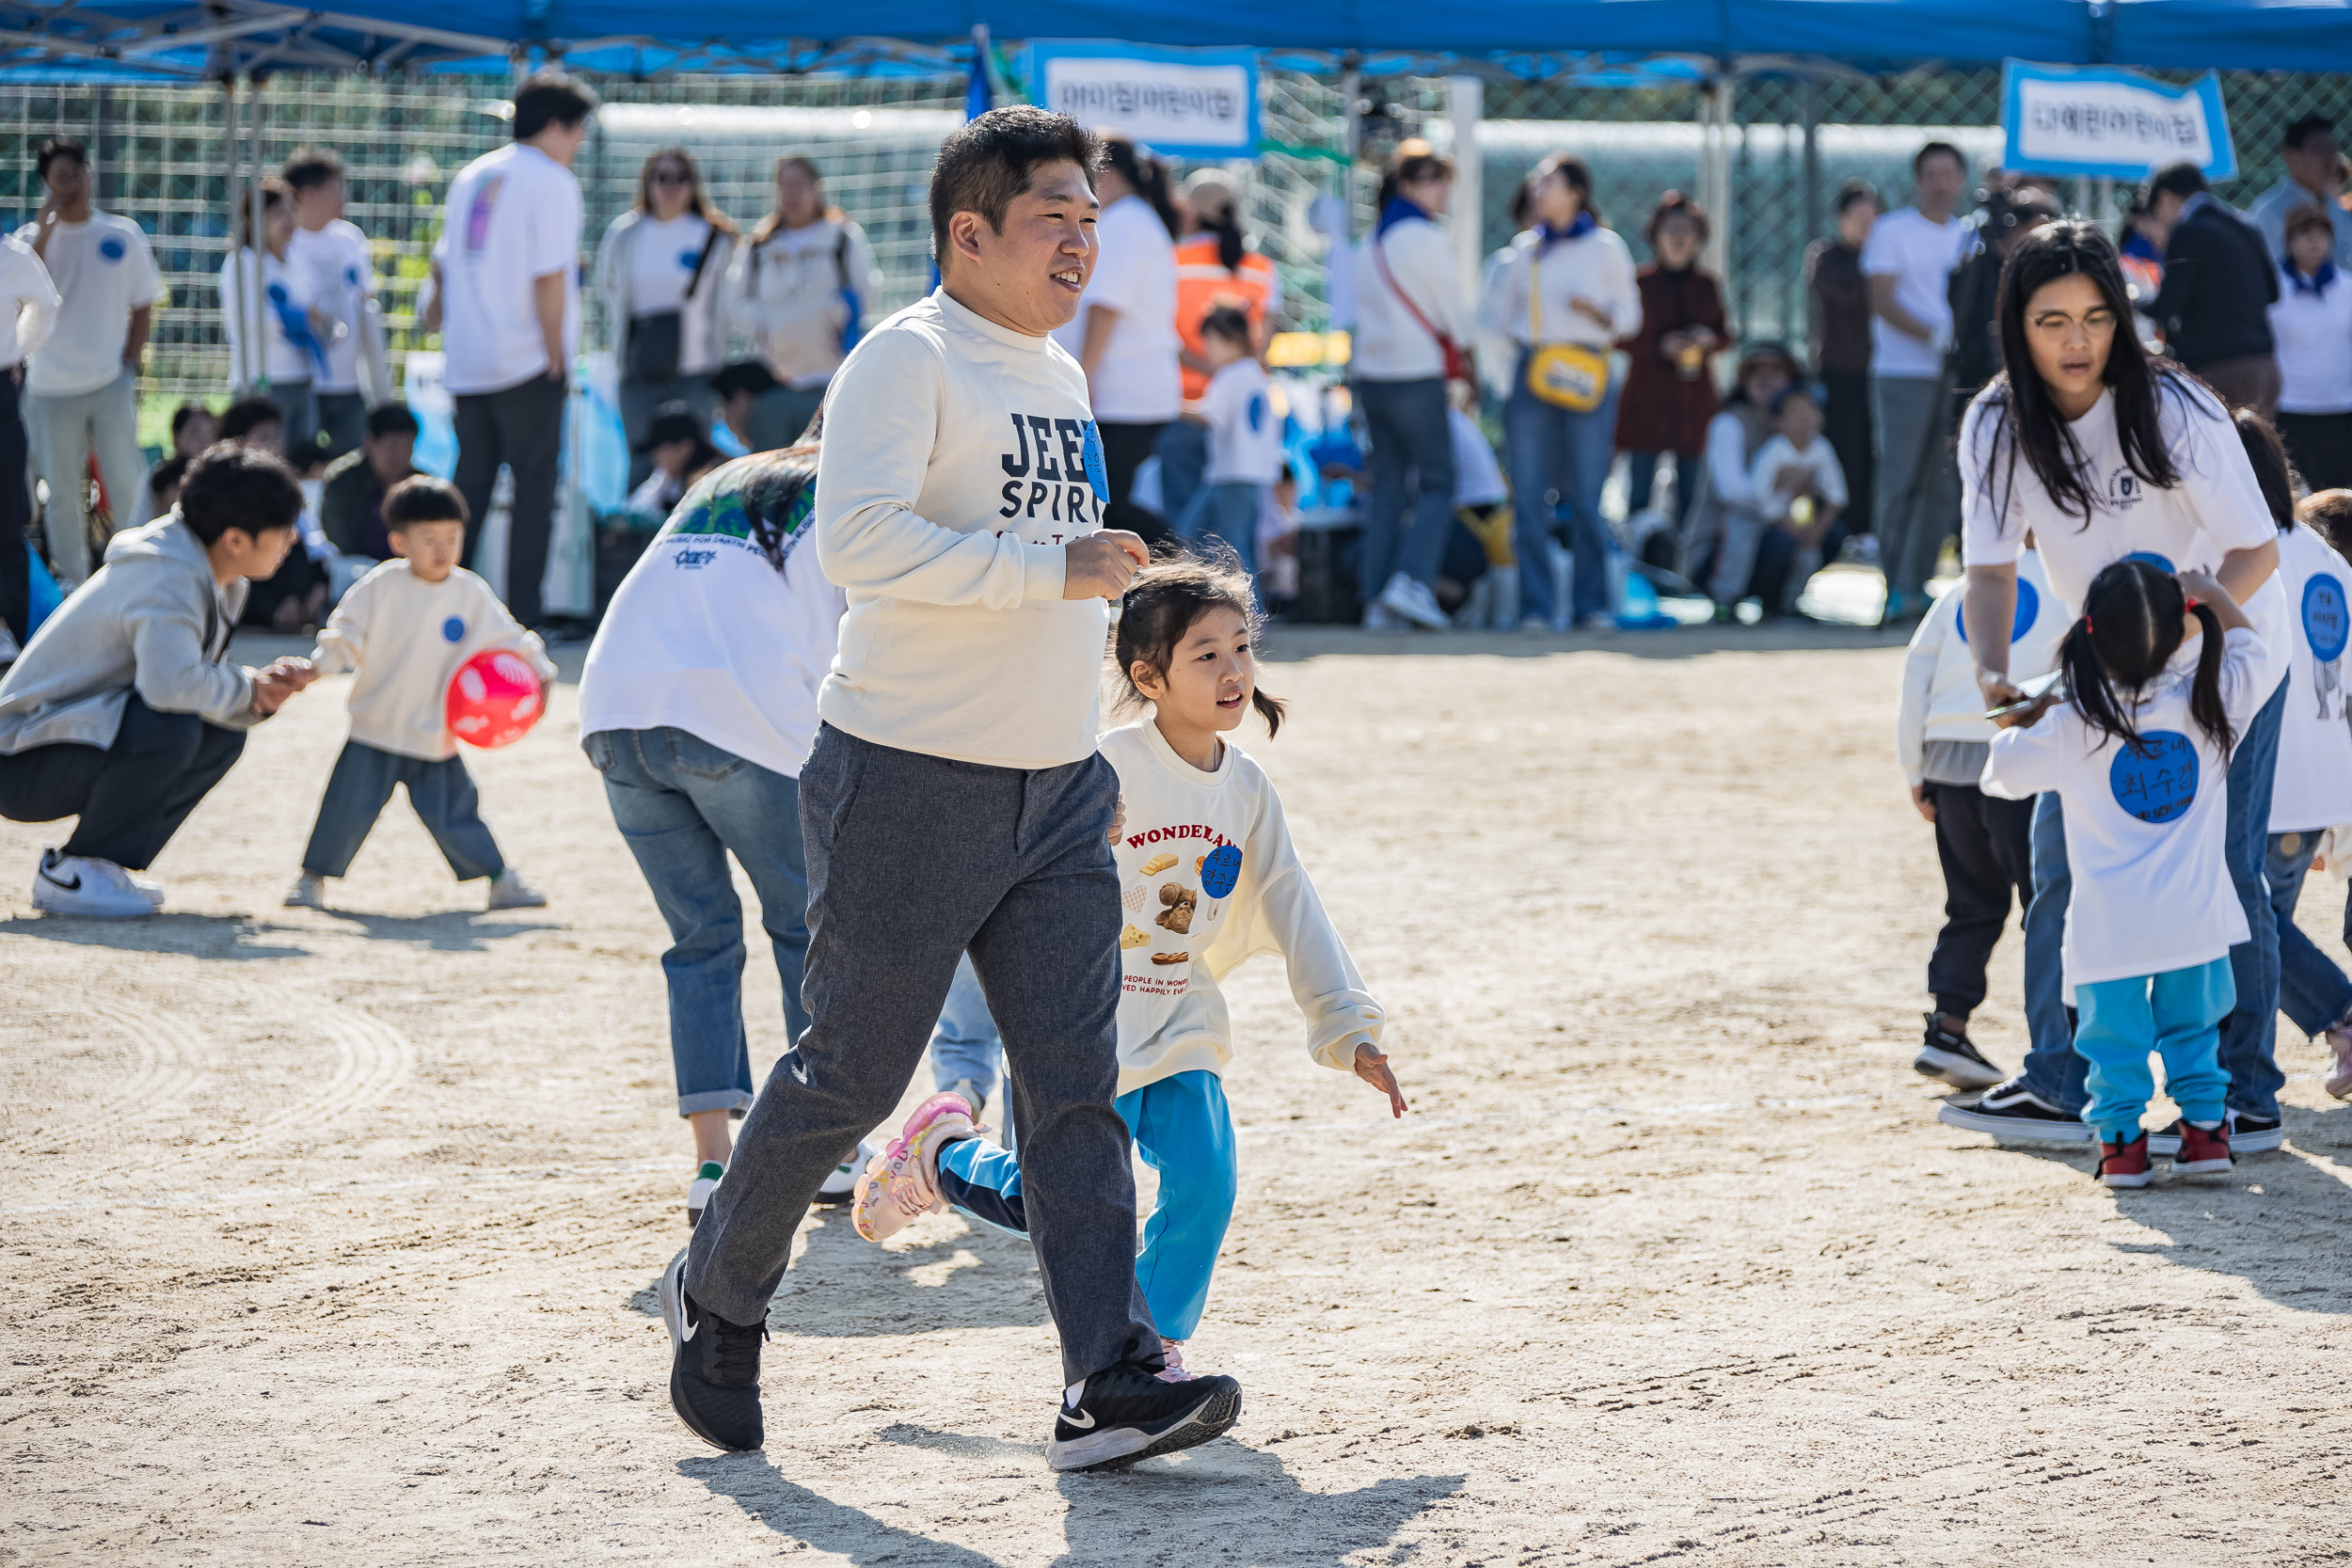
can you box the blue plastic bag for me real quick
[24,540,61,637]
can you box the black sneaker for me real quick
[1935,1077,2091,1142]
[660,1247,767,1450]
[1045,1360,1243,1472]
[1913,1013,2006,1091]
[2149,1110,2281,1157]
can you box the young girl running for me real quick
[849,550,1407,1410]
[1981,558,2270,1187]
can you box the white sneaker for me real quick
[812,1135,881,1206]
[284,872,327,911]
[685,1160,724,1227]
[32,848,155,918]
[1518,614,1550,634]
[1360,602,1400,629]
[1376,572,1449,630]
[485,869,548,911]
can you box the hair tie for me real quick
[2084,614,2094,633]
[2184,596,2200,610]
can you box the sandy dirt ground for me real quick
[6,621,2352,1567]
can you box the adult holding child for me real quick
[722,156,882,451]
[596,147,736,486]
[659,105,1244,1471]
[1938,221,2296,1155]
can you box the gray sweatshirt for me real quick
[0,515,263,754]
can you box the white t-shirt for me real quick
[432,144,582,395]
[1052,195,1180,423]
[2268,268,2352,416]
[0,235,60,369]
[1897,549,2066,784]
[1860,207,1965,379]
[580,454,847,781]
[1960,379,2292,700]
[1748,433,1850,522]
[286,219,373,394]
[2270,523,2352,832]
[1984,627,2265,990]
[815,289,1108,770]
[1452,406,1508,508]
[1349,214,1474,382]
[628,213,714,318]
[17,211,163,397]
[1103,719,1382,1098]
[1200,357,1284,485]
[310,561,555,762]
[219,247,320,387]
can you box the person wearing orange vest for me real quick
[1161,170,1279,529]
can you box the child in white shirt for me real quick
[848,546,1406,1381]
[287,477,556,913]
[1735,381,1847,613]
[1896,547,2065,1088]
[1982,558,2269,1187]
[1176,308,1284,575]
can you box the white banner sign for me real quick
[2002,60,2236,181]
[1028,43,1259,159]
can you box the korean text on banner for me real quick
[2001,60,2236,182]
[1028,42,1259,160]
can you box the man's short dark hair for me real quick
[1915,141,1967,178]
[928,105,1101,265]
[2285,115,2336,153]
[179,444,302,545]
[282,147,343,192]
[512,71,599,141]
[1836,177,1881,214]
[384,475,469,531]
[169,401,213,439]
[365,402,421,440]
[1200,306,1250,346]
[2147,162,2209,202]
[218,397,284,444]
[37,136,85,180]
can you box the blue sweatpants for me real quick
[936,1069,1237,1341]
[2074,958,2235,1146]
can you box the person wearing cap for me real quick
[1160,169,1279,529]
[626,402,723,519]
[1680,341,1805,618]
[707,358,780,456]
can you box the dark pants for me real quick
[315,391,369,461]
[1820,368,1874,538]
[263,378,317,464]
[2277,410,2352,497]
[621,372,717,489]
[684,725,1161,1383]
[0,693,245,867]
[1622,449,1704,537]
[1357,376,1454,603]
[1925,781,2035,1019]
[0,369,29,646]
[453,373,565,627]
[1097,420,1170,551]
[1156,420,1209,533]
[2198,355,2282,420]
[299,738,504,881]
[240,545,328,629]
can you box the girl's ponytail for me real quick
[2058,615,2138,755]
[2185,599,2236,761]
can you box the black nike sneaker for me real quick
[1913,1013,2006,1091]
[660,1247,767,1450]
[1045,1360,1243,1472]
[1935,1077,2091,1142]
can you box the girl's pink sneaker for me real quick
[848,1094,978,1243]
[1155,1338,1197,1383]
[2324,1008,2352,1101]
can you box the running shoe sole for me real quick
[1913,1045,2006,1091]
[1048,1383,1242,1473]
[2099,1169,2153,1189]
[2172,1157,2233,1177]
[1934,1101,2092,1142]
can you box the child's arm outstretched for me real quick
[468,575,558,685]
[1896,594,1953,819]
[309,572,373,675]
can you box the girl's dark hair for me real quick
[1375,150,1454,212]
[1533,152,1600,227]
[1199,305,1250,347]
[1113,545,1286,737]
[2061,558,2233,764]
[236,176,291,249]
[736,448,819,575]
[636,147,737,234]
[1644,189,1707,248]
[753,155,840,245]
[2299,487,2352,558]
[2231,406,2296,532]
[1188,179,1248,272]
[1976,219,2187,533]
[1102,135,1180,240]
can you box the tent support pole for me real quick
[246,72,267,396]
[1339,55,1359,241]
[1802,78,1821,253]
[1448,74,1482,303]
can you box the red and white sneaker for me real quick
[1155,1338,1197,1383]
[2097,1133,2153,1188]
[2172,1120,2233,1177]
[849,1094,977,1243]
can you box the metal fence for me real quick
[2,64,2348,402]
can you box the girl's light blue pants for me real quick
[2074,958,2234,1146]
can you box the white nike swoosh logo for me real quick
[681,1312,700,1342]
[790,1058,809,1085]
[1061,1407,1095,1429]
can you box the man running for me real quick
[660,105,1246,1472]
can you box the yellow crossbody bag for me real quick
[1525,245,1611,412]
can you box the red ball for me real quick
[446,648,544,750]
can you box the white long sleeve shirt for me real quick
[1480,225,1643,351]
[1104,720,1383,1097]
[813,289,1107,769]
[1897,549,2064,786]
[311,562,554,761]
[220,247,318,387]
[1348,214,1474,382]
[1983,626,2266,990]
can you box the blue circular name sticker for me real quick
[679,247,705,270]
[1200,844,1243,899]
[1081,420,1109,502]
[2108,730,2198,824]
[2122,549,2176,574]
[97,236,125,261]
[1246,392,1266,435]
[441,615,467,643]
[2304,572,2348,664]
[1957,576,2040,646]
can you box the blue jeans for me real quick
[930,951,1004,1101]
[1354,376,1454,602]
[1505,353,1619,625]
[1156,420,1209,534]
[300,739,504,882]
[584,727,812,1117]
[2019,676,2289,1117]
[2270,829,2352,1037]
[1176,480,1263,575]
[936,1069,1238,1341]
[2075,958,2234,1145]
